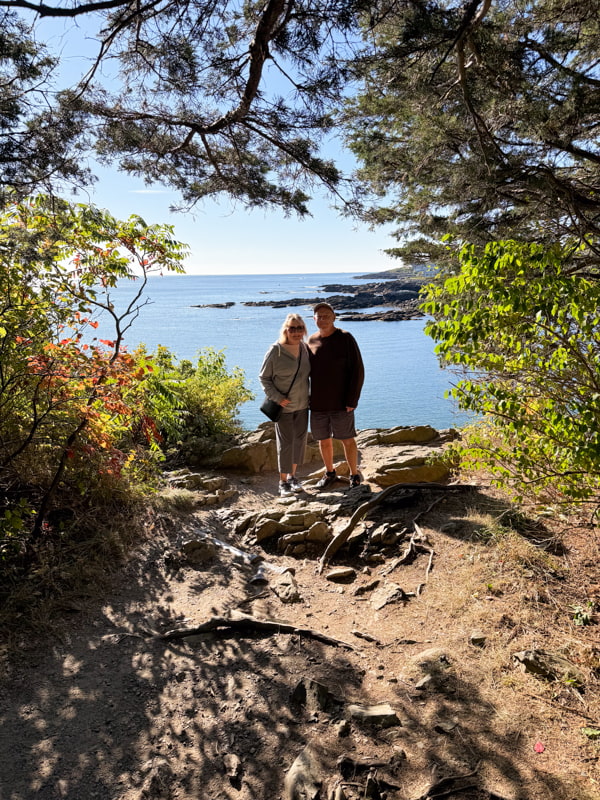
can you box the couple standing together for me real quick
[259,302,365,498]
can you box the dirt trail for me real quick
[1,445,599,800]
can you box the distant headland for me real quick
[193,268,432,321]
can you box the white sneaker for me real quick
[279,480,293,497]
[288,476,303,493]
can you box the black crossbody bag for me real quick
[260,348,303,422]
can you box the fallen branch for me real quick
[381,532,421,575]
[235,590,270,607]
[415,521,436,596]
[153,610,356,651]
[522,691,599,722]
[351,629,382,645]
[413,494,445,524]
[416,552,436,597]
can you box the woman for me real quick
[259,313,310,497]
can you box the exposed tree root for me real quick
[318,483,472,570]
[153,609,356,650]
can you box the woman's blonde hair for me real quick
[278,313,307,344]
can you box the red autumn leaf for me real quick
[89,321,99,329]
[534,741,545,753]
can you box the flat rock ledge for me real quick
[217,423,458,487]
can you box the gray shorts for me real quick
[310,410,357,441]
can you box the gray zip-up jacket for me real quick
[259,342,310,413]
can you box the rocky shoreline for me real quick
[195,272,428,321]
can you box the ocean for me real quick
[98,272,471,432]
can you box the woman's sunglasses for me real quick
[287,325,304,332]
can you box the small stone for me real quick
[254,519,283,542]
[305,521,333,543]
[469,630,487,647]
[513,649,585,684]
[223,753,241,778]
[181,539,217,564]
[346,702,401,728]
[370,582,406,610]
[434,720,458,734]
[273,572,302,603]
[326,567,356,583]
[352,579,381,597]
[440,521,458,532]
[415,674,433,690]
[283,745,323,800]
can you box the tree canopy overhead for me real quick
[0,0,374,213]
[345,0,600,266]
[2,0,600,246]
[0,11,92,199]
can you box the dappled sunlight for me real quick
[1,467,597,799]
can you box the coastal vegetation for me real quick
[0,196,251,583]
[0,1,599,614]
[340,0,600,507]
[0,5,599,797]
[423,238,600,504]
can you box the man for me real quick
[307,302,365,489]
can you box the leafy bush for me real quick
[139,345,253,461]
[0,195,188,554]
[423,239,600,503]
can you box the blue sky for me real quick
[78,165,400,276]
[45,16,401,276]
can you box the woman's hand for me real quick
[281,398,291,407]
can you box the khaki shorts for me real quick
[310,410,357,441]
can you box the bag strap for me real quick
[283,345,304,397]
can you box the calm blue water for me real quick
[96,272,471,431]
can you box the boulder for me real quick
[358,425,439,446]
[217,427,341,473]
[219,439,278,473]
[372,449,450,486]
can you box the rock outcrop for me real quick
[217,423,458,489]
[239,277,426,321]
[217,423,344,473]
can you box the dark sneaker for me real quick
[288,476,303,493]
[279,480,293,497]
[316,470,337,490]
[349,474,362,488]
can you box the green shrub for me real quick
[139,344,253,446]
[423,239,600,503]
